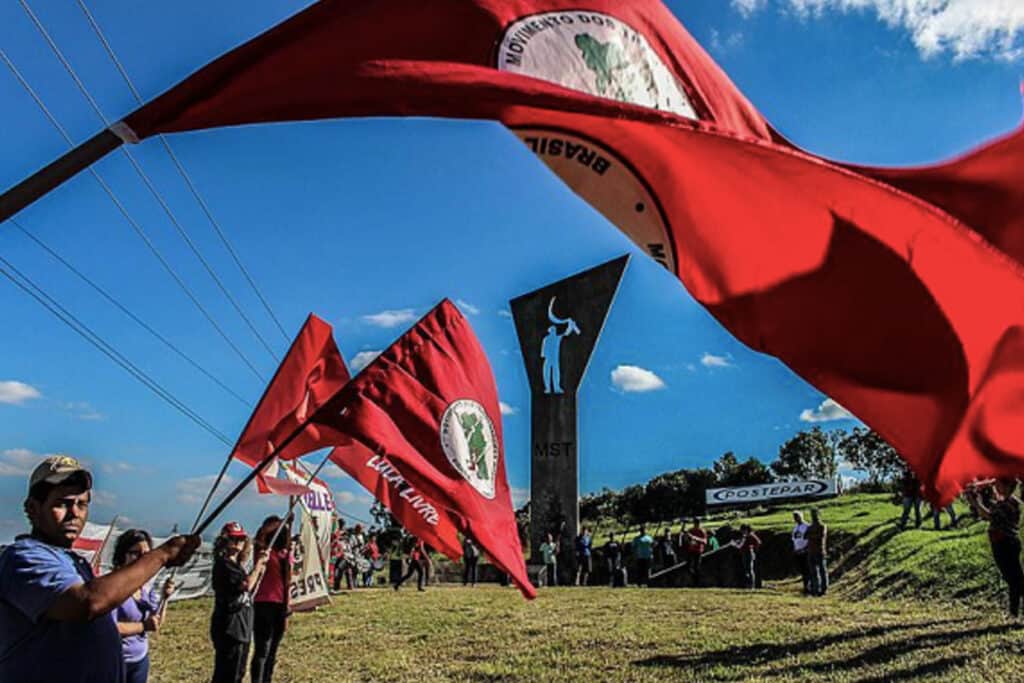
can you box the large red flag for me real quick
[111,0,1024,502]
[311,300,535,598]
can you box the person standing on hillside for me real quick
[734,525,762,589]
[898,469,923,529]
[393,538,429,592]
[806,509,828,596]
[539,533,559,587]
[791,511,810,594]
[633,527,654,587]
[462,536,480,587]
[930,502,958,530]
[603,533,624,587]
[967,479,1023,618]
[681,518,709,586]
[251,516,292,683]
[657,527,677,572]
[574,528,593,586]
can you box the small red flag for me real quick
[227,313,349,492]
[312,300,535,598]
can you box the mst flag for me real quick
[58,0,1024,502]
[328,443,464,561]
[313,300,534,598]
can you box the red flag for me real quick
[228,313,349,491]
[312,300,535,598]
[328,443,464,561]
[114,0,1024,502]
[235,312,465,555]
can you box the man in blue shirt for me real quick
[0,455,200,682]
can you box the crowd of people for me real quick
[328,523,381,591]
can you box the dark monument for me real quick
[510,255,628,584]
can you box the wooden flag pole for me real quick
[0,128,122,222]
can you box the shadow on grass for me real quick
[632,617,973,671]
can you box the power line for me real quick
[0,255,234,446]
[18,0,281,364]
[0,46,266,382]
[75,0,292,344]
[9,217,252,408]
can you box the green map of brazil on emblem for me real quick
[440,399,499,499]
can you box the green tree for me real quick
[771,427,838,480]
[837,426,903,485]
[713,451,773,487]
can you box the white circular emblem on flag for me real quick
[497,11,698,119]
[440,399,499,499]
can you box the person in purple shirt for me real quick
[0,455,199,683]
[112,529,177,683]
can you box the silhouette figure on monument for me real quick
[541,297,581,394]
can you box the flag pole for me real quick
[0,128,122,222]
[249,450,334,596]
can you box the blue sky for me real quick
[1,0,1022,541]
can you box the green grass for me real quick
[150,585,1023,682]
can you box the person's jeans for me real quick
[992,537,1024,617]
[636,558,651,586]
[795,551,810,593]
[463,557,479,585]
[212,636,249,683]
[251,602,287,683]
[687,552,702,585]
[544,561,557,587]
[124,655,150,683]
[396,559,425,590]
[900,496,922,527]
[741,550,757,589]
[808,552,828,596]
[932,504,958,529]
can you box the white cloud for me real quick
[99,461,136,475]
[739,0,1024,61]
[350,350,381,373]
[700,352,734,369]
[511,487,529,508]
[732,0,768,17]
[0,381,41,405]
[709,28,746,53]
[497,309,513,319]
[361,309,416,328]
[0,448,50,477]
[800,398,856,422]
[321,462,351,480]
[611,365,667,393]
[91,489,117,507]
[335,490,372,506]
[456,299,480,316]
[499,401,518,416]
[63,401,104,421]
[175,474,231,506]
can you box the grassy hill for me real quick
[589,493,1002,604]
[149,586,1021,682]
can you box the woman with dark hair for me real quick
[251,516,292,683]
[112,528,175,683]
[211,522,268,683]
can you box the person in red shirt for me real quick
[394,538,428,592]
[680,517,709,586]
[734,524,762,589]
[251,516,292,683]
[362,535,380,588]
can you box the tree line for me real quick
[579,426,903,526]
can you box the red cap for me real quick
[221,522,247,539]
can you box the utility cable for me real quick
[0,46,265,382]
[9,217,251,407]
[0,255,233,446]
[19,0,280,365]
[75,0,292,344]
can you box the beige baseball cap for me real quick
[28,455,92,491]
